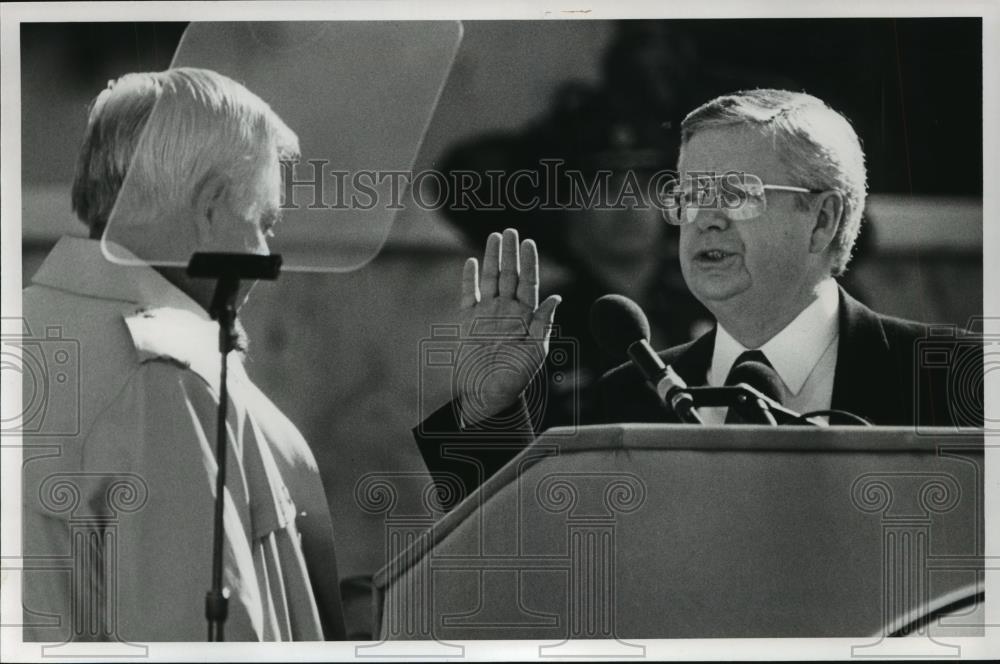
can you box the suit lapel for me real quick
[831,287,904,424]
[668,326,716,387]
[629,288,905,425]
[598,327,716,424]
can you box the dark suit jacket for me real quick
[585,286,980,427]
[415,286,982,508]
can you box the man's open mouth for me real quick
[696,249,737,262]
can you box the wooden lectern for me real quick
[366,425,984,649]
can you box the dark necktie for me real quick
[724,350,775,423]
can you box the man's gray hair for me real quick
[71,67,299,238]
[680,89,867,276]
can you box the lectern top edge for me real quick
[375,424,984,591]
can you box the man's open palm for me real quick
[456,228,561,424]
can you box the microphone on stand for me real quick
[590,294,704,424]
[724,360,784,425]
[721,359,872,426]
[589,294,822,426]
[715,360,821,425]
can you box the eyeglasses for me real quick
[659,172,824,225]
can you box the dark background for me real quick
[21,19,983,194]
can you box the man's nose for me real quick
[691,205,731,231]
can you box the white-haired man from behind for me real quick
[23,68,346,642]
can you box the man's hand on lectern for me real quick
[456,228,561,426]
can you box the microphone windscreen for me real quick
[590,294,651,360]
[725,360,784,404]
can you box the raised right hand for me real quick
[455,228,561,425]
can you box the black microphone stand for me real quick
[186,252,282,641]
[681,385,809,425]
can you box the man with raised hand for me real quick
[416,89,981,504]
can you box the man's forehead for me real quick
[677,125,789,182]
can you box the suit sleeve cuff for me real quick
[412,397,535,511]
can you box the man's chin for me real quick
[689,280,747,307]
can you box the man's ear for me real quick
[192,172,230,245]
[809,190,844,255]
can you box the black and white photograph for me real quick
[1,1,996,661]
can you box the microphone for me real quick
[723,359,868,426]
[724,360,783,425]
[590,294,703,424]
[719,360,815,425]
[725,360,783,399]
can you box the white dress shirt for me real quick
[700,278,841,424]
